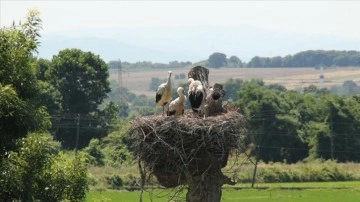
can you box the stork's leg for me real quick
[164,103,169,116]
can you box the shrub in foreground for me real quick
[0,133,88,201]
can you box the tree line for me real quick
[112,50,360,70]
[208,51,360,68]
[247,50,360,68]
[108,60,193,71]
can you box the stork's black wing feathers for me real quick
[156,93,162,103]
[189,91,203,110]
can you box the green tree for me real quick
[248,56,264,67]
[324,95,360,162]
[237,81,307,163]
[0,9,41,99]
[47,48,111,114]
[227,55,243,67]
[208,52,227,68]
[45,49,112,149]
[0,9,50,152]
[34,58,63,114]
[36,58,52,81]
[99,101,120,129]
[304,121,331,160]
[0,84,48,151]
[34,81,63,114]
[223,78,244,102]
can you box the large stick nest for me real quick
[130,107,246,188]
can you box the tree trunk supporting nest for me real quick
[186,166,236,202]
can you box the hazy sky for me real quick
[1,0,360,39]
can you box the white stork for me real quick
[156,71,172,115]
[188,78,206,115]
[167,87,186,117]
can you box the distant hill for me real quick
[38,25,360,63]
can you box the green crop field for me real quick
[86,181,360,202]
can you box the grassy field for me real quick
[86,181,360,202]
[109,67,360,96]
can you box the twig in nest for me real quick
[130,108,247,199]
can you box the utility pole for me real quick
[251,145,260,188]
[118,59,122,88]
[330,113,334,160]
[75,114,80,154]
[251,118,264,188]
[319,66,325,89]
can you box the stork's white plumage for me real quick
[188,78,205,114]
[167,87,186,117]
[156,71,172,115]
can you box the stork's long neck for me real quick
[179,91,185,100]
[167,73,171,87]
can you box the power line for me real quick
[258,145,360,155]
[246,132,360,141]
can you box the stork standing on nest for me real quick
[204,83,226,117]
[167,87,186,117]
[188,78,206,115]
[156,71,172,115]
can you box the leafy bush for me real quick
[84,138,105,166]
[0,133,89,201]
[101,122,133,167]
[253,160,355,183]
[123,173,138,188]
[105,175,123,189]
[300,160,353,182]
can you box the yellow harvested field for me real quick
[109,67,360,96]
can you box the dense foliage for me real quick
[0,10,89,201]
[208,52,227,68]
[0,9,51,152]
[232,80,360,163]
[0,133,88,201]
[47,48,111,114]
[38,48,113,149]
[84,120,132,167]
